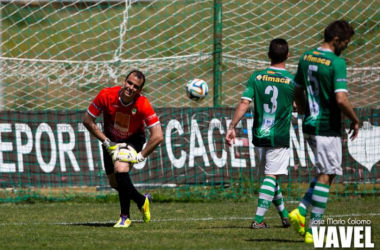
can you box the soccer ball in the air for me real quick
[185,79,209,101]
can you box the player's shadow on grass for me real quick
[245,239,304,243]
[196,225,250,230]
[197,225,290,230]
[268,225,292,229]
[70,223,114,227]
[68,222,144,227]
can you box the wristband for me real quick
[137,152,145,162]
[103,138,111,148]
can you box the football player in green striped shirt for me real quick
[289,20,360,244]
[226,38,294,229]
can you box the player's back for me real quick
[247,67,294,147]
[294,48,347,136]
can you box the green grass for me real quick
[0,198,379,249]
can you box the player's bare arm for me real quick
[335,92,359,140]
[83,111,107,143]
[294,86,307,115]
[140,123,164,158]
[225,99,251,146]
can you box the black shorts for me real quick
[102,133,146,175]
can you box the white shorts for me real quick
[255,147,290,176]
[305,134,343,175]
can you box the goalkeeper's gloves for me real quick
[113,145,145,164]
[102,138,126,156]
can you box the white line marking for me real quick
[1,213,380,226]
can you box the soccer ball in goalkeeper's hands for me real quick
[112,147,138,164]
[185,79,209,101]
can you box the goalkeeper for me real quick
[83,70,163,228]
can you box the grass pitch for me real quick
[0,197,379,250]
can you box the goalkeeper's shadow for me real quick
[68,222,114,227]
[67,221,145,227]
[196,225,250,230]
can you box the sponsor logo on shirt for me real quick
[114,112,130,132]
[256,74,291,84]
[303,54,331,66]
[107,125,132,139]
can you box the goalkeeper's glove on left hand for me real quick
[102,138,126,156]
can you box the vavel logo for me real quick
[311,218,374,248]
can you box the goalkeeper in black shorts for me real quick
[83,70,164,228]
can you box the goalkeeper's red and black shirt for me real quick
[87,86,159,142]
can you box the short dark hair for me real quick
[125,70,146,88]
[324,20,355,42]
[268,38,289,64]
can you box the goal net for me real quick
[1,0,379,110]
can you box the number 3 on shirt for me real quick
[263,85,278,114]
